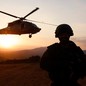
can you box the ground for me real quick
[0,63,51,86]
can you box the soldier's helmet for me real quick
[55,24,74,37]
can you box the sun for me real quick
[0,35,19,49]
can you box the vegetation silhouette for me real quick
[0,55,40,64]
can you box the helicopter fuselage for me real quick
[0,7,41,38]
[0,20,41,35]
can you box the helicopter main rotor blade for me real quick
[23,7,39,19]
[28,19,57,26]
[0,11,20,18]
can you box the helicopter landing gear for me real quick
[29,33,32,38]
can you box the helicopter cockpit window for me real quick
[8,23,12,27]
[31,23,38,28]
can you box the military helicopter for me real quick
[0,7,41,38]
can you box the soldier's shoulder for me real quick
[69,41,77,46]
[47,43,59,49]
[69,41,83,52]
[69,41,81,48]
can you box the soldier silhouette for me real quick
[40,24,86,86]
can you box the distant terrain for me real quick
[0,47,47,61]
[0,47,86,61]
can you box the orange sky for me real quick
[0,0,86,50]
